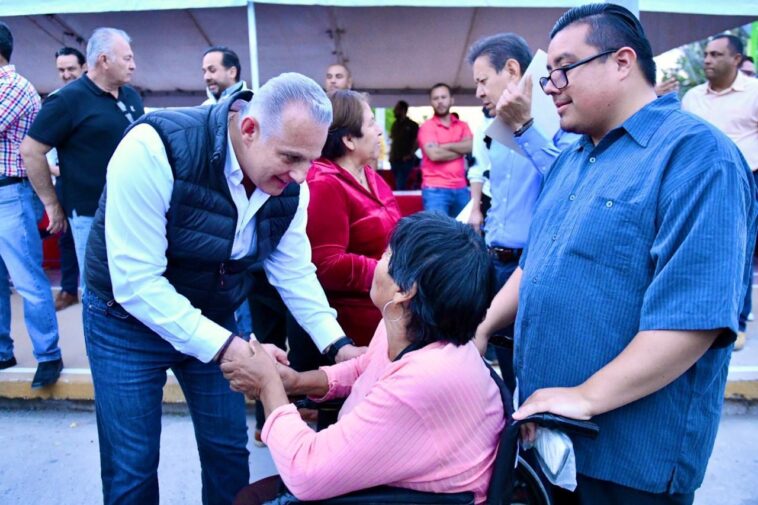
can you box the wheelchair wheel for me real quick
[509,454,551,505]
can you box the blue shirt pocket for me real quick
[564,196,643,272]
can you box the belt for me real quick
[0,176,24,188]
[488,246,523,263]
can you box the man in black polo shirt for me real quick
[21,27,144,291]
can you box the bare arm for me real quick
[20,136,67,233]
[442,137,473,155]
[422,142,462,162]
[513,329,720,423]
[474,266,522,353]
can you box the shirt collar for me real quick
[225,132,243,186]
[432,114,459,128]
[706,71,747,94]
[81,72,119,98]
[206,80,248,104]
[0,64,15,78]
[620,93,679,148]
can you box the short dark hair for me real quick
[321,89,367,160]
[55,47,86,66]
[550,3,656,86]
[388,211,496,347]
[0,22,13,62]
[430,82,452,96]
[742,55,755,65]
[393,100,409,115]
[467,33,533,75]
[710,34,744,56]
[203,45,241,82]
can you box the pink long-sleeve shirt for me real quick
[261,322,505,503]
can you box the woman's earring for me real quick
[382,300,403,323]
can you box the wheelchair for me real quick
[243,354,598,505]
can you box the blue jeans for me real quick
[422,187,470,218]
[83,291,249,505]
[56,179,79,294]
[0,179,60,362]
[69,210,94,291]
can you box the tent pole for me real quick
[606,0,639,18]
[247,1,260,91]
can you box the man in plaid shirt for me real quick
[0,22,63,387]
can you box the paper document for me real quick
[484,49,560,151]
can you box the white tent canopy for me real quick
[2,1,756,107]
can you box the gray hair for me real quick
[241,72,332,139]
[86,27,131,68]
[467,33,532,75]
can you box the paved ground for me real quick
[0,401,755,504]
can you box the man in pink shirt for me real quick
[683,34,758,351]
[418,83,473,216]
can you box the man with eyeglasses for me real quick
[21,28,144,294]
[466,33,578,387]
[476,4,755,503]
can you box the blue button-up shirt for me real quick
[516,94,756,493]
[484,125,578,248]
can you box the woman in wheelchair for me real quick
[223,212,504,504]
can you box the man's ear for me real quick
[614,47,637,80]
[240,116,259,143]
[504,58,521,79]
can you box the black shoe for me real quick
[31,359,63,388]
[0,356,17,369]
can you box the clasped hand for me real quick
[219,338,289,398]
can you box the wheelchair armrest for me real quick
[305,486,475,504]
[515,412,599,439]
[293,398,344,411]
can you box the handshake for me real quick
[219,337,297,399]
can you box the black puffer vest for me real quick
[86,90,300,324]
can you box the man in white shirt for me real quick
[201,45,247,105]
[82,73,359,505]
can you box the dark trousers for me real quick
[553,475,694,505]
[491,256,519,392]
[83,291,249,505]
[56,180,79,294]
[390,159,415,191]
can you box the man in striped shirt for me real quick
[0,21,63,387]
[477,4,755,503]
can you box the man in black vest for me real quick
[83,73,359,505]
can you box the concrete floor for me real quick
[0,402,755,505]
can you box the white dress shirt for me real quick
[105,122,344,363]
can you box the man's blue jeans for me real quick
[0,179,60,362]
[83,291,249,505]
[69,210,94,290]
[422,187,470,218]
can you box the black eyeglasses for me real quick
[539,49,619,92]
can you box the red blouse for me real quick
[306,158,402,345]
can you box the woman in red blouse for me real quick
[304,90,402,348]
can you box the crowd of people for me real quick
[0,2,757,505]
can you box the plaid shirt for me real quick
[0,65,41,177]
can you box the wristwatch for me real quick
[324,336,355,362]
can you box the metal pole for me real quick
[606,0,639,18]
[247,1,260,91]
